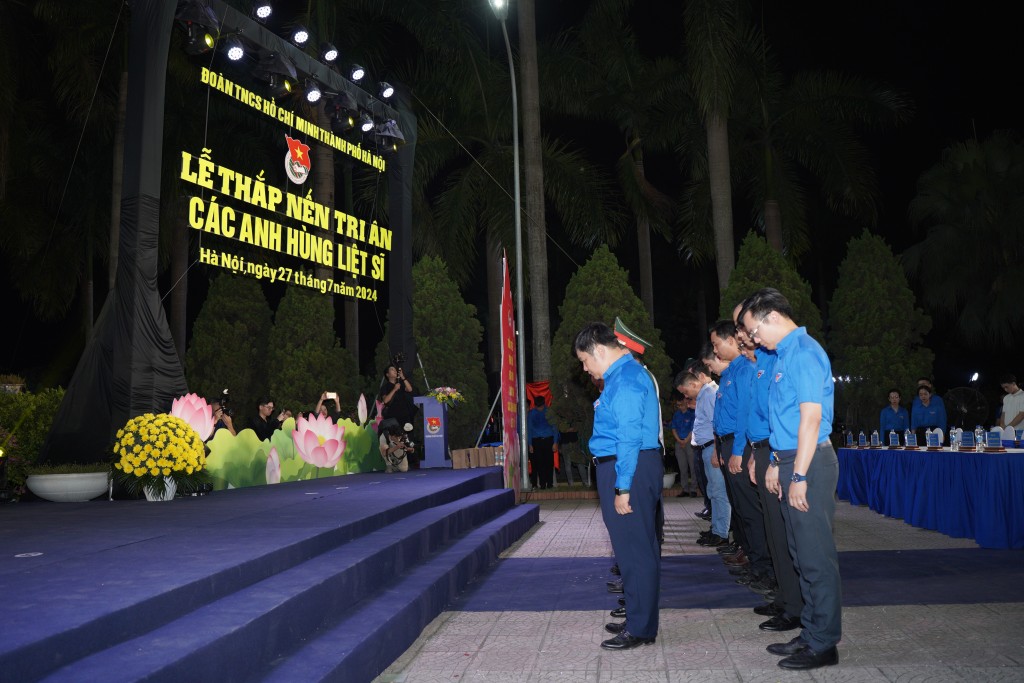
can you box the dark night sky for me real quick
[4,0,1017,399]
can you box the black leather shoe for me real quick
[716,544,738,554]
[728,566,750,576]
[778,645,838,670]
[696,533,727,547]
[604,621,626,634]
[759,614,802,632]
[610,563,620,576]
[676,491,690,497]
[694,508,710,519]
[767,636,809,656]
[618,597,626,606]
[600,631,656,650]
[734,573,754,586]
[748,577,777,596]
[606,579,624,594]
[754,603,784,617]
[610,606,626,618]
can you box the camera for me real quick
[391,351,405,369]
[220,389,234,417]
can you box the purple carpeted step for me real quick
[37,489,522,683]
[259,504,540,683]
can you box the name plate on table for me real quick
[858,433,867,447]
[870,433,881,447]
[888,432,900,448]
[926,431,941,448]
[846,432,854,447]
[985,430,1006,451]
[960,431,976,449]
[905,433,919,448]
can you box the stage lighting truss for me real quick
[223,35,245,61]
[304,80,322,104]
[349,64,366,82]
[379,82,394,99]
[320,42,339,63]
[251,1,272,22]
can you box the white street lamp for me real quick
[488,0,530,491]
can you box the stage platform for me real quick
[0,468,538,682]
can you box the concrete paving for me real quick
[376,493,1024,683]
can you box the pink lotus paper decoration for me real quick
[292,413,346,469]
[372,399,384,431]
[266,446,281,484]
[170,393,214,442]
[357,394,368,425]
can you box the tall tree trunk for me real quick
[763,199,783,253]
[313,109,335,283]
[340,161,359,369]
[633,146,654,321]
[695,266,708,343]
[485,232,504,380]
[707,113,735,295]
[169,197,188,360]
[83,229,94,337]
[517,0,550,382]
[109,70,128,289]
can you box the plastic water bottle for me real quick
[950,428,959,451]
[974,425,984,452]
[870,429,879,446]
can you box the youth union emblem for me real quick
[284,135,311,184]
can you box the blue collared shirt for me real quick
[713,362,735,437]
[527,406,558,444]
[692,381,717,446]
[911,396,947,430]
[726,355,757,455]
[768,327,834,450]
[880,405,910,435]
[746,348,777,443]
[588,353,661,489]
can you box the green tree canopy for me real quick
[829,230,933,431]
[904,130,1024,351]
[411,255,488,450]
[266,287,357,418]
[185,274,272,414]
[719,232,823,341]
[548,245,671,451]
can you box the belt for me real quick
[593,455,616,465]
[750,438,770,449]
[693,439,714,451]
[772,439,833,458]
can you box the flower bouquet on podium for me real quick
[427,386,465,409]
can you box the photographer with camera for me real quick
[249,396,286,442]
[211,389,236,436]
[379,423,414,473]
[379,358,416,430]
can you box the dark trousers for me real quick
[596,450,663,639]
[778,443,842,652]
[693,443,711,510]
[753,444,804,618]
[719,435,772,577]
[530,437,555,488]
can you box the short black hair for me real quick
[574,322,618,355]
[675,372,701,388]
[698,341,716,362]
[533,396,546,407]
[887,388,901,398]
[257,396,274,407]
[683,358,708,377]
[917,385,933,396]
[709,319,737,340]
[999,374,1017,385]
[738,287,794,324]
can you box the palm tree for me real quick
[903,131,1024,351]
[684,0,745,294]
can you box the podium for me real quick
[413,395,451,468]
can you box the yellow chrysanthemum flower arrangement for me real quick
[112,413,207,497]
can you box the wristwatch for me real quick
[768,452,779,468]
[614,488,629,496]
[791,473,807,483]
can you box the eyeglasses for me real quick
[748,316,769,340]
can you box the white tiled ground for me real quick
[376,496,1024,683]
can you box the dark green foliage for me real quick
[185,274,273,415]
[829,231,933,430]
[266,287,358,418]
[0,387,66,494]
[411,256,488,449]
[719,232,824,342]
[548,246,672,451]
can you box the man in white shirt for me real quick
[998,375,1024,431]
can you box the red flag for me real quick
[285,135,311,169]
[500,251,521,496]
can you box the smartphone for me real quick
[326,392,338,401]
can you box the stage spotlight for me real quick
[252,1,272,22]
[175,0,221,55]
[223,35,245,61]
[375,118,406,151]
[379,82,394,99]
[267,74,292,98]
[254,49,298,98]
[320,42,339,63]
[349,64,365,82]
[304,81,322,104]
[358,113,374,133]
[290,24,310,46]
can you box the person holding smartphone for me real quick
[380,364,415,430]
[315,391,342,419]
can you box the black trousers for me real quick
[753,444,804,618]
[718,434,772,577]
[530,436,555,488]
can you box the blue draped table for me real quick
[837,447,1024,549]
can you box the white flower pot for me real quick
[663,472,677,489]
[144,476,178,502]
[26,472,109,502]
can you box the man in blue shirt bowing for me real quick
[740,288,841,672]
[575,322,663,650]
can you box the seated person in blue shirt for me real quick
[879,389,909,439]
[911,385,946,443]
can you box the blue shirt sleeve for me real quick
[732,362,753,455]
